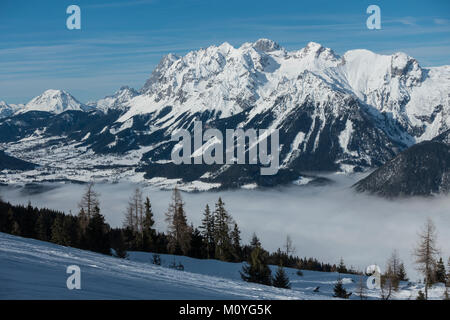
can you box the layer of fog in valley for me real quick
[2,173,449,280]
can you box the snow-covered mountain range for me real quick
[0,39,449,189]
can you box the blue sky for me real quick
[0,0,449,104]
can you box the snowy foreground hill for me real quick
[0,233,446,300]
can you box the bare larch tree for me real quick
[413,218,439,300]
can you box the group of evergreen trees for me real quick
[0,184,110,255]
[4,185,450,300]
[239,233,292,289]
[198,197,241,262]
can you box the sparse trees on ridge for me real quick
[3,184,423,296]
[166,187,191,255]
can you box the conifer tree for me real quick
[112,230,128,259]
[51,216,65,245]
[199,204,215,259]
[272,264,291,289]
[333,276,351,298]
[189,226,205,259]
[85,206,110,254]
[61,215,78,247]
[250,233,261,249]
[152,254,161,265]
[397,262,408,281]
[231,223,242,261]
[35,213,50,241]
[213,198,233,261]
[166,188,191,255]
[240,243,272,286]
[7,208,19,235]
[142,196,156,251]
[337,258,347,273]
[435,257,447,283]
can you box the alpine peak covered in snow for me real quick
[94,86,139,112]
[0,101,23,118]
[251,38,281,52]
[0,39,449,190]
[22,89,89,114]
[120,39,448,143]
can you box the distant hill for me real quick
[0,150,36,171]
[354,132,450,197]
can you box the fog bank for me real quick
[2,174,449,280]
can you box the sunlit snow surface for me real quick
[1,233,447,300]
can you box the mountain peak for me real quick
[295,42,340,62]
[305,41,323,51]
[117,86,138,95]
[390,52,422,83]
[0,101,14,118]
[252,38,281,52]
[23,89,86,114]
[95,86,139,112]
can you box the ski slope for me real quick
[0,233,446,300]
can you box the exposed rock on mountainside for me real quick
[0,39,448,189]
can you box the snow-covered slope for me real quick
[0,101,23,118]
[0,39,448,188]
[21,89,89,114]
[354,132,450,197]
[121,39,449,144]
[94,86,139,113]
[1,233,446,300]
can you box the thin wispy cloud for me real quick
[434,18,449,25]
[1,0,449,103]
[396,17,418,26]
[84,0,157,9]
